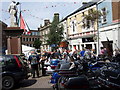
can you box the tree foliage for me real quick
[46,14,64,49]
[82,9,103,29]
[33,39,42,49]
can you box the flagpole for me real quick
[18,2,21,27]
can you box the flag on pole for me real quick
[20,13,31,35]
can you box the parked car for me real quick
[46,59,60,75]
[0,55,29,90]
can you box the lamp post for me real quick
[96,2,100,56]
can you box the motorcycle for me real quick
[56,61,89,90]
[97,62,120,88]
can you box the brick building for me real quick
[21,30,40,47]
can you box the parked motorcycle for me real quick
[57,61,90,90]
[50,57,112,89]
[97,62,120,88]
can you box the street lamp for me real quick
[96,2,100,56]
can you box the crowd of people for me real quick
[25,47,120,78]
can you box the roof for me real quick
[61,0,100,22]
[30,30,39,32]
[5,27,21,30]
[0,20,8,27]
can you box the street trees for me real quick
[46,13,64,51]
[33,39,42,49]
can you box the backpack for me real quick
[30,54,38,65]
[84,51,91,59]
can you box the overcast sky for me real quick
[1,0,91,30]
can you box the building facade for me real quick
[60,0,120,56]
[61,1,98,53]
[21,30,40,47]
[98,0,120,56]
[38,19,51,51]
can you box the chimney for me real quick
[44,19,50,26]
[53,13,59,22]
[54,13,59,16]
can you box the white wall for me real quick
[99,23,120,51]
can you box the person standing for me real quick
[80,48,85,60]
[28,50,40,78]
[113,49,120,56]
[40,56,46,76]
[84,48,91,60]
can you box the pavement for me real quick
[15,70,53,89]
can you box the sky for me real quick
[0,0,91,30]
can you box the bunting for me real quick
[2,2,79,21]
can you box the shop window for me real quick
[82,37,94,43]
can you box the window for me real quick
[0,56,5,65]
[23,38,25,41]
[70,45,72,50]
[35,32,37,35]
[101,8,107,24]
[3,56,15,66]
[29,38,31,41]
[88,9,93,14]
[17,56,25,66]
[78,45,80,50]
[26,38,28,41]
[46,31,48,34]
[82,37,94,43]
[35,38,37,41]
[32,38,34,41]
[72,21,75,32]
[82,12,84,16]
[86,20,90,29]
[82,12,86,29]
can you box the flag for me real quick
[106,37,113,57]
[20,13,31,35]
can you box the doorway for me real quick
[102,41,113,57]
